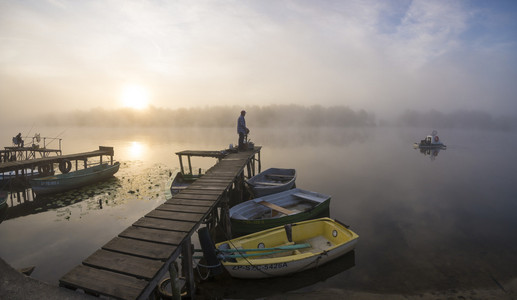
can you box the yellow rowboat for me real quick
[215,217,358,279]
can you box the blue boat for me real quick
[30,162,120,195]
[246,168,296,197]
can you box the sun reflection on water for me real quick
[126,141,147,160]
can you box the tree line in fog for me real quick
[35,105,515,131]
[396,109,516,131]
[37,104,376,128]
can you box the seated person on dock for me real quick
[13,133,24,147]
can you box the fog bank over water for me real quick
[396,109,517,131]
[32,105,376,128]
[21,104,517,132]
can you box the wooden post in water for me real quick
[168,263,181,300]
[178,155,184,174]
[187,156,193,175]
[246,161,252,179]
[258,151,261,173]
[181,238,195,299]
[252,156,256,176]
[222,192,232,239]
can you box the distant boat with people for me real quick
[414,130,446,148]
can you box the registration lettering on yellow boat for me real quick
[232,262,288,271]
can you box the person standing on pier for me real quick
[237,110,249,150]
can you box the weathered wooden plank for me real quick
[187,184,228,191]
[217,167,243,171]
[83,249,163,280]
[178,189,222,195]
[172,193,220,201]
[194,178,233,183]
[166,198,214,207]
[120,226,188,245]
[133,217,196,233]
[102,237,174,261]
[212,165,245,170]
[60,265,148,300]
[201,174,236,178]
[146,210,205,222]
[190,180,230,186]
[206,169,240,174]
[157,204,211,214]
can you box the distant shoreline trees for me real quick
[32,105,516,131]
[37,104,377,128]
[397,109,515,131]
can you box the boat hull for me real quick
[216,217,359,279]
[0,191,7,206]
[230,188,330,236]
[30,162,120,195]
[414,142,446,149]
[246,168,296,197]
[168,172,201,198]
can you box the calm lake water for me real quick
[1,126,516,296]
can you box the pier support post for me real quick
[222,193,232,239]
[168,263,181,300]
[187,156,193,175]
[252,156,256,176]
[246,162,252,179]
[258,151,261,173]
[178,155,185,174]
[181,238,195,299]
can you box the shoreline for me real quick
[2,256,516,299]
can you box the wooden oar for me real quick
[220,250,290,259]
[217,243,310,253]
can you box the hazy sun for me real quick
[120,85,150,110]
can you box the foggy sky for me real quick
[1,0,516,123]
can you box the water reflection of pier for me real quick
[59,147,262,299]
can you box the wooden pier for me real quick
[1,136,63,162]
[59,147,262,299]
[0,146,115,176]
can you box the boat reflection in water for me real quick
[1,177,121,222]
[196,250,355,299]
[414,145,443,161]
